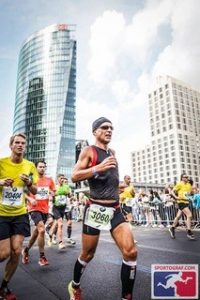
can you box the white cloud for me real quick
[111,79,133,106]
[84,0,200,179]
[0,133,11,157]
[152,0,200,89]
[88,10,125,83]
[87,1,172,85]
[123,0,172,63]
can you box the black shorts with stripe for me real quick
[0,214,30,240]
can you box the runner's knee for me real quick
[81,253,94,262]
[57,219,63,227]
[80,250,95,262]
[0,249,10,261]
[123,247,137,261]
[38,226,45,235]
[11,246,22,258]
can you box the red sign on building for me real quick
[58,24,67,31]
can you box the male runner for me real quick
[22,161,55,266]
[169,173,195,240]
[0,133,38,299]
[48,174,71,249]
[119,176,138,243]
[68,117,137,300]
[64,178,76,245]
[119,175,135,224]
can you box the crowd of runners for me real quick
[0,117,199,300]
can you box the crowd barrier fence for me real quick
[131,201,200,229]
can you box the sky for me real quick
[0,0,200,179]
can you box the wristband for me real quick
[91,167,99,178]
[27,179,32,187]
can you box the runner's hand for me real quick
[0,178,14,187]
[29,198,37,206]
[20,174,32,186]
[97,156,117,172]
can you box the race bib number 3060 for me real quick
[2,187,23,206]
[84,204,114,231]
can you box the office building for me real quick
[13,23,76,179]
[132,76,200,187]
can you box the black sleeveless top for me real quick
[88,146,119,201]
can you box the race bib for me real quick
[84,204,114,231]
[55,195,66,205]
[65,198,72,212]
[36,186,49,200]
[2,187,23,206]
[125,198,133,207]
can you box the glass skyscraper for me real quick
[13,24,76,179]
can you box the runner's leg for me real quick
[112,222,137,299]
[4,235,24,281]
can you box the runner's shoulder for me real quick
[0,156,10,164]
[79,146,94,158]
[43,175,53,180]
[22,158,35,166]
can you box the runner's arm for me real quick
[49,179,56,201]
[71,146,117,182]
[49,191,55,201]
[20,174,37,194]
[71,147,94,182]
[25,193,37,206]
[170,189,178,200]
[0,178,14,186]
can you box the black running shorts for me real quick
[65,210,72,221]
[83,203,126,235]
[0,214,30,240]
[53,205,66,220]
[30,211,48,225]
[178,203,189,210]
[121,203,132,216]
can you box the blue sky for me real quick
[0,0,200,178]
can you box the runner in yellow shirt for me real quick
[168,173,195,240]
[119,175,135,224]
[0,133,38,299]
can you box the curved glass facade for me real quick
[13,24,76,179]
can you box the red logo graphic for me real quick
[176,272,196,297]
[58,24,67,31]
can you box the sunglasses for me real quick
[99,125,114,131]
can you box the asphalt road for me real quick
[0,223,199,300]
